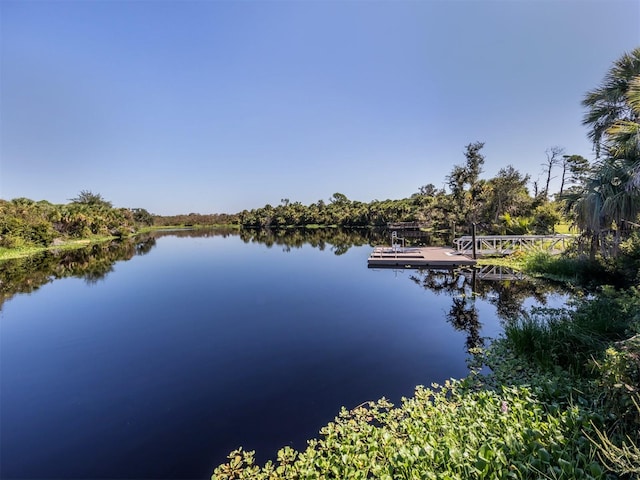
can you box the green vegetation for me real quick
[0,191,154,251]
[214,381,603,479]
[152,212,239,227]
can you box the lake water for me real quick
[0,229,568,479]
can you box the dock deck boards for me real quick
[368,246,476,268]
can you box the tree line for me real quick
[237,143,579,236]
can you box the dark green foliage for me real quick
[236,143,545,233]
[131,208,154,226]
[582,47,640,158]
[531,202,563,234]
[616,229,640,282]
[152,212,238,227]
[0,198,56,247]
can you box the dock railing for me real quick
[453,234,576,256]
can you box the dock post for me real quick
[472,223,477,259]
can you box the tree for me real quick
[560,155,591,197]
[446,142,485,196]
[131,208,154,226]
[541,146,564,198]
[69,190,113,208]
[446,141,486,225]
[417,184,438,197]
[483,165,531,224]
[574,48,640,258]
[582,47,640,158]
[606,75,640,188]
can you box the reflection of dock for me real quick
[464,265,527,281]
[368,246,476,268]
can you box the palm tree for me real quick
[606,75,640,189]
[574,48,640,257]
[582,47,640,158]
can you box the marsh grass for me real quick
[521,251,611,284]
[505,288,638,376]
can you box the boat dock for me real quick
[368,246,476,268]
[368,232,476,268]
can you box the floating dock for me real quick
[368,246,476,268]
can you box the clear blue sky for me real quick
[1,0,639,215]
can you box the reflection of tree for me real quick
[135,236,157,256]
[447,296,482,351]
[238,227,386,255]
[0,236,157,309]
[409,268,481,352]
[409,268,464,294]
[409,267,569,352]
[466,270,566,322]
[151,227,237,239]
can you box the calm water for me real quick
[0,230,567,479]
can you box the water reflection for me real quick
[0,235,157,309]
[0,227,564,321]
[448,296,481,351]
[408,267,568,352]
[0,228,388,309]
[238,227,384,254]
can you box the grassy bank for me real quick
[0,224,241,262]
[0,236,118,261]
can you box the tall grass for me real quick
[505,287,639,375]
[521,251,612,285]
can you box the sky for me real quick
[1,0,639,216]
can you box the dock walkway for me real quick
[368,246,476,268]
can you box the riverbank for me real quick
[0,236,119,261]
[0,225,241,262]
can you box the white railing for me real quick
[453,234,575,256]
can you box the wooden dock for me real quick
[368,246,476,268]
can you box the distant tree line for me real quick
[237,143,567,236]
[152,212,239,227]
